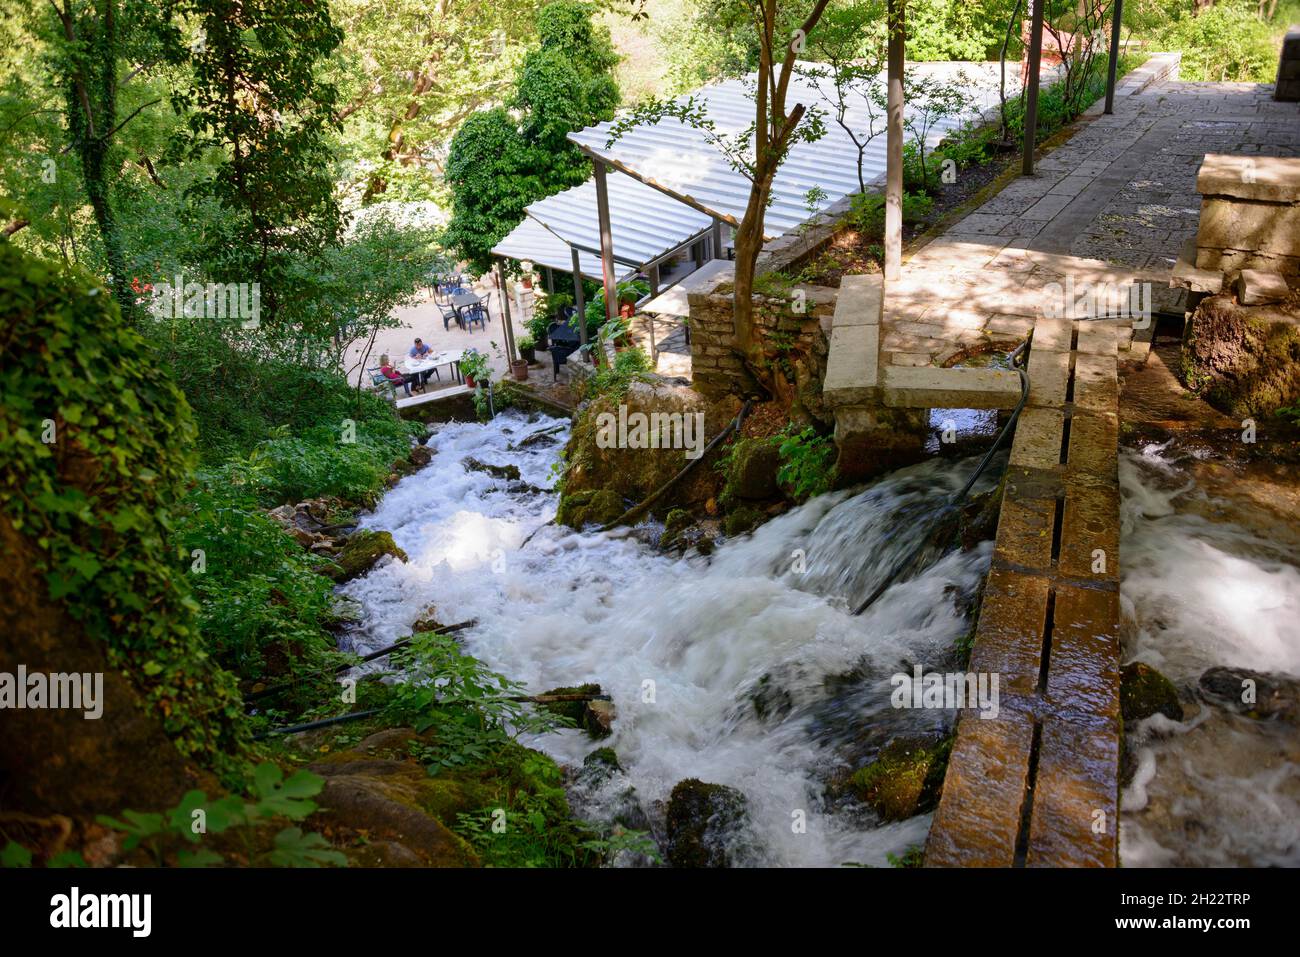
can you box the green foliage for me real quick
[171,0,344,328]
[1158,2,1278,82]
[887,844,925,868]
[444,1,620,272]
[847,190,935,235]
[587,346,652,399]
[531,290,573,341]
[94,763,345,867]
[0,243,246,772]
[906,0,1008,61]
[459,348,491,386]
[771,426,837,502]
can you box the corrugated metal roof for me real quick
[492,168,714,279]
[569,61,1036,239]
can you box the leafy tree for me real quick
[442,0,620,274]
[326,0,546,204]
[170,0,344,330]
[799,2,887,193]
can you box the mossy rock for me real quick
[584,747,622,773]
[555,489,623,529]
[1182,295,1300,416]
[722,505,763,537]
[326,529,407,582]
[661,508,693,549]
[665,778,750,868]
[722,437,782,503]
[1121,662,1184,723]
[848,736,952,822]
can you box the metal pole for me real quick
[884,0,905,282]
[1022,0,1045,175]
[570,246,588,349]
[1103,0,1124,115]
[496,258,517,363]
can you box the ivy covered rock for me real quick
[0,242,245,811]
[1121,662,1184,723]
[665,778,751,868]
[848,736,952,822]
[539,684,613,737]
[660,507,693,549]
[326,529,408,582]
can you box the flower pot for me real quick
[522,276,533,289]
[520,346,536,363]
[535,332,549,352]
[511,359,529,381]
[465,375,477,389]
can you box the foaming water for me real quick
[341,410,995,866]
[1119,444,1300,866]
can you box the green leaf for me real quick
[267,827,348,868]
[1,841,32,868]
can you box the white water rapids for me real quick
[1118,443,1300,866]
[339,409,997,867]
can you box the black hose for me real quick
[852,339,1031,616]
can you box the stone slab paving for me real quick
[880,76,1300,374]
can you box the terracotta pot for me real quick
[522,276,533,289]
[465,375,477,389]
[511,359,529,381]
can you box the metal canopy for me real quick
[569,62,1030,240]
[491,170,714,280]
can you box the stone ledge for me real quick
[881,365,1022,410]
[1196,153,1300,204]
[823,322,880,409]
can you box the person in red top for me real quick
[378,355,418,397]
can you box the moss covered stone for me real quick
[848,736,952,822]
[722,436,782,503]
[555,489,623,529]
[665,778,749,868]
[723,505,763,537]
[661,508,693,548]
[1182,294,1300,416]
[583,747,622,773]
[1120,662,1184,723]
[326,529,407,582]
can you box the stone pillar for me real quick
[1276,26,1300,102]
[1194,154,1300,277]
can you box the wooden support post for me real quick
[570,246,587,348]
[496,258,517,362]
[594,160,617,366]
[712,219,725,260]
[694,238,705,268]
[648,262,660,297]
[1104,0,1124,115]
[545,266,554,294]
[884,0,905,282]
[1022,0,1045,175]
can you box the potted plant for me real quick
[459,348,489,389]
[511,357,529,381]
[518,332,536,364]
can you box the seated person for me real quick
[378,355,418,397]
[408,338,433,384]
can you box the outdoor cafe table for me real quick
[404,349,466,384]
[450,291,485,325]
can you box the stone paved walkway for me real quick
[880,73,1300,371]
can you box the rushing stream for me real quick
[339,409,998,866]
[1118,443,1300,866]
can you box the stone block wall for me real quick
[687,284,836,423]
[1194,154,1300,276]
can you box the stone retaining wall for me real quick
[1194,153,1300,276]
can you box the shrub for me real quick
[1159,2,1278,82]
[771,426,837,502]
